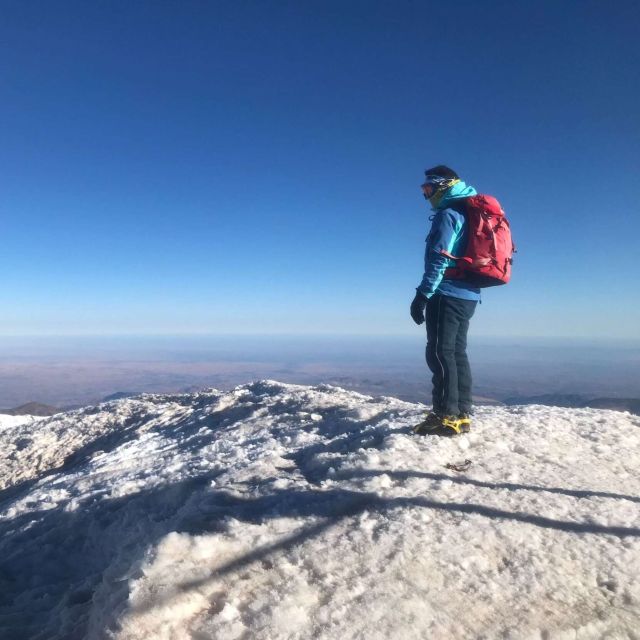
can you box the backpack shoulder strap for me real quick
[445,198,469,215]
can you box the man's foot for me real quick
[441,414,470,436]
[413,412,470,436]
[457,412,472,428]
[412,411,443,435]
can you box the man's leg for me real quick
[425,294,461,416]
[453,298,477,414]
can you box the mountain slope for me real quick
[1,381,639,639]
[0,402,59,417]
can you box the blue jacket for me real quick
[417,181,481,302]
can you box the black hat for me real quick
[424,165,459,180]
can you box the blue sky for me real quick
[1,1,638,339]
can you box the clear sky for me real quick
[1,1,638,339]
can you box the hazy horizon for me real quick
[1,334,638,410]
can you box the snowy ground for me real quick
[0,413,45,430]
[1,381,639,640]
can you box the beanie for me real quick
[424,165,460,180]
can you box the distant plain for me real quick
[1,335,639,412]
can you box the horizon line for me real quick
[0,332,639,345]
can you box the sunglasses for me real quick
[421,174,450,198]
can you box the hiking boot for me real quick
[412,411,443,435]
[413,412,469,436]
[440,414,470,436]
[457,412,472,428]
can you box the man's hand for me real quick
[410,291,428,325]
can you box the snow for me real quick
[1,380,640,639]
[0,413,44,430]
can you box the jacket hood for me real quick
[434,180,477,210]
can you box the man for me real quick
[410,165,479,436]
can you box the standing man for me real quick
[410,165,480,436]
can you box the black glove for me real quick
[410,291,428,325]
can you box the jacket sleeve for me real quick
[416,210,464,298]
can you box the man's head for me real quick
[421,165,460,203]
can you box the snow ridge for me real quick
[1,380,639,639]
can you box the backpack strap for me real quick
[439,197,469,263]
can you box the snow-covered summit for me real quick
[1,380,639,640]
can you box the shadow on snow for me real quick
[2,384,639,637]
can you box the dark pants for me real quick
[425,294,477,416]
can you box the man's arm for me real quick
[416,209,464,298]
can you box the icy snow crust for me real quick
[1,381,640,640]
[0,413,44,431]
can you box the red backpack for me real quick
[442,195,515,287]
